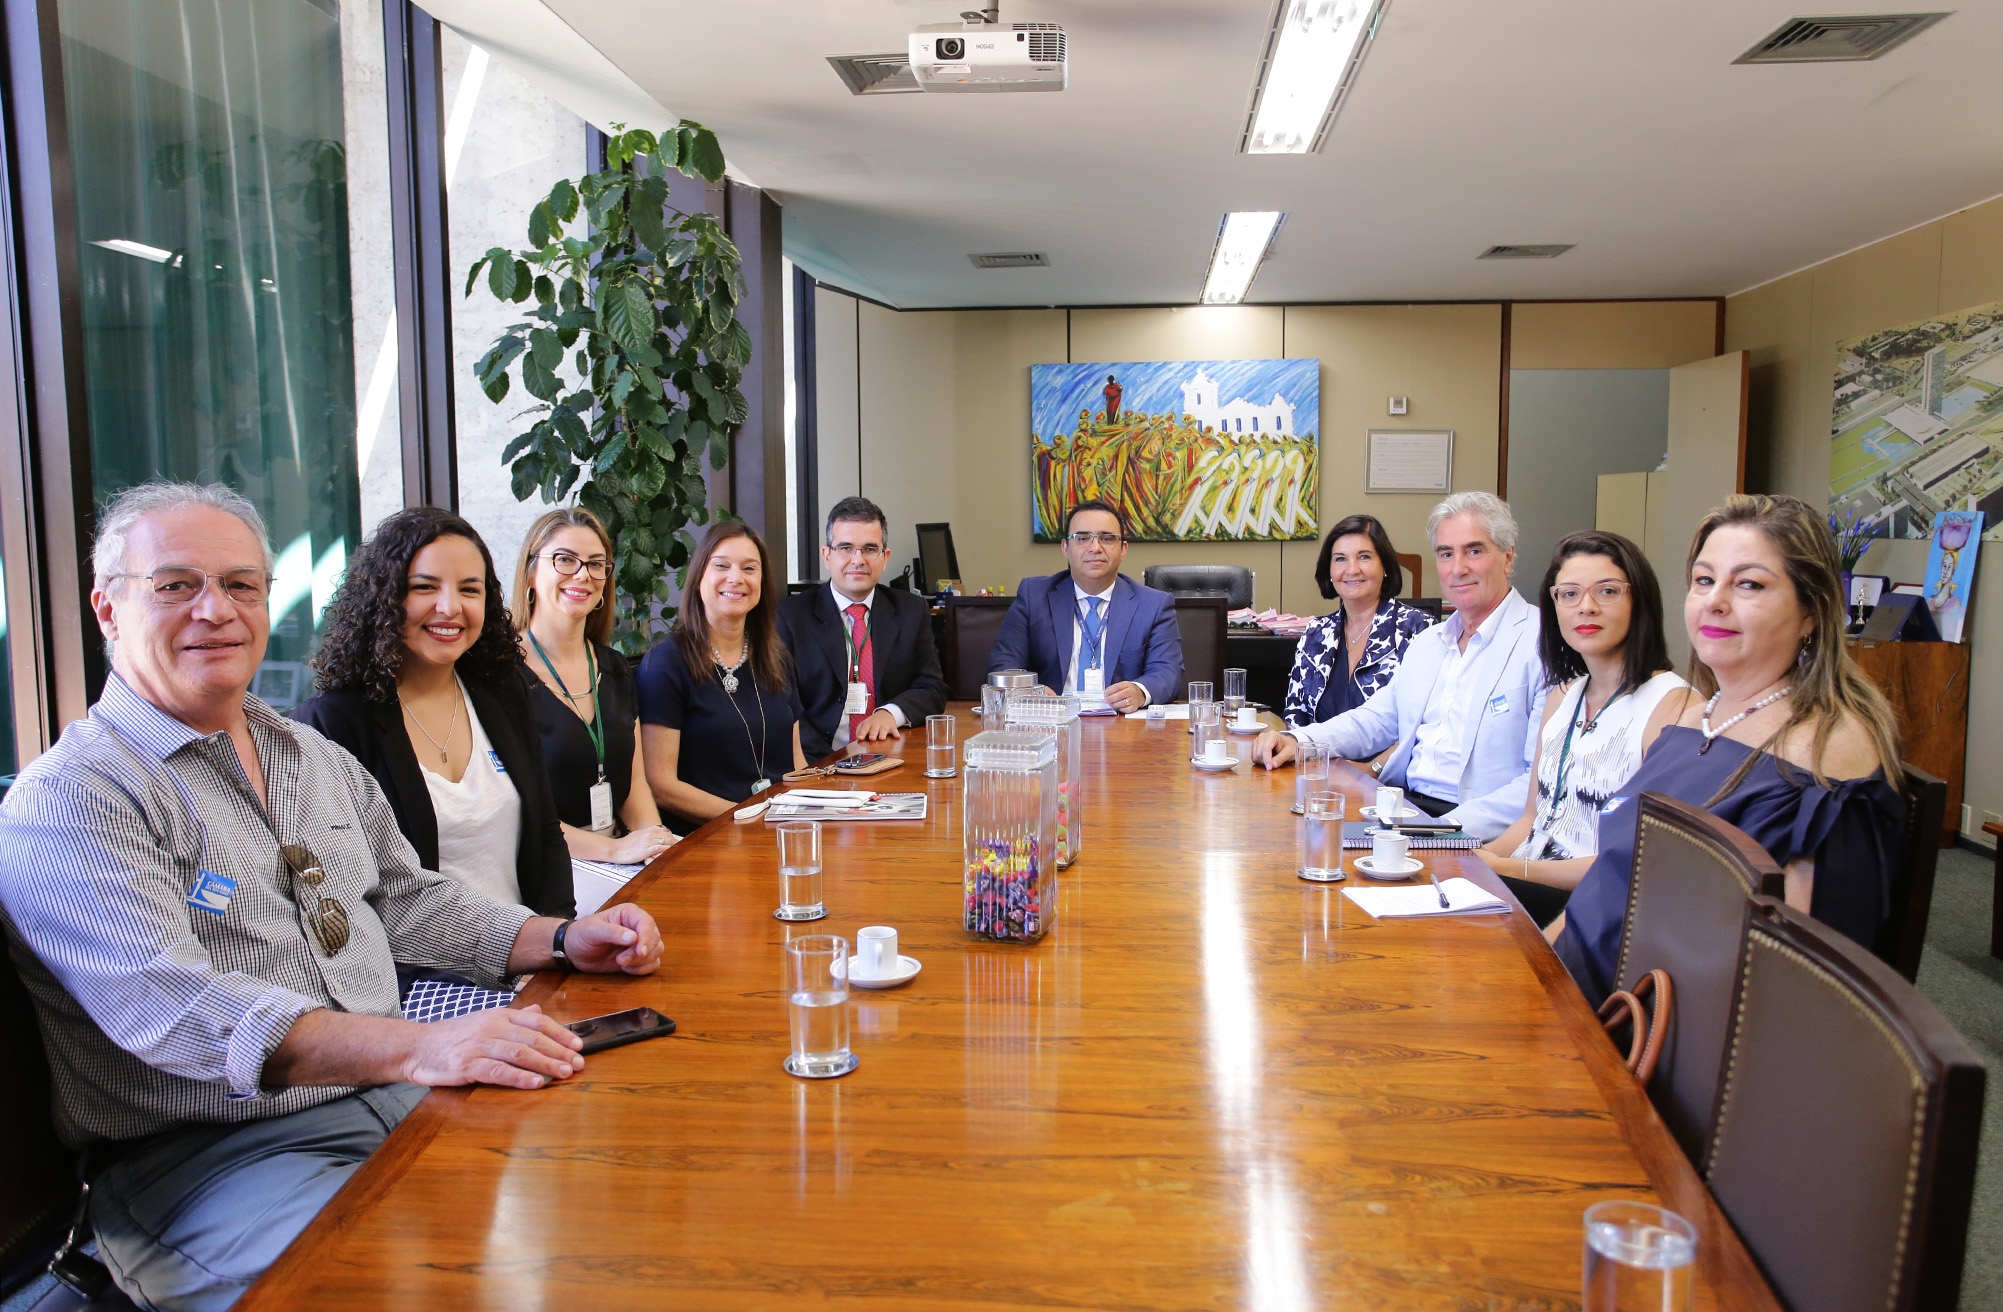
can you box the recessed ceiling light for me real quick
[1200,212,1285,304]
[1241,0,1388,155]
[92,237,175,264]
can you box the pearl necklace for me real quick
[1698,684,1790,754]
[710,642,747,694]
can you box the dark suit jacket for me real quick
[291,677,576,918]
[777,583,949,761]
[987,571,1183,706]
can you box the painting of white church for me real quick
[1180,368,1297,437]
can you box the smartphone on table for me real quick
[564,1006,675,1054]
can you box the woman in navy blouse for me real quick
[1283,514,1434,727]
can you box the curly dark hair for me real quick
[310,507,523,703]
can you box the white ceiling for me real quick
[537,0,2003,309]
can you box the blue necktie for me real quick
[1081,597,1106,673]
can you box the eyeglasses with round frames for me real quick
[827,543,887,559]
[1066,531,1125,547]
[1550,581,1630,608]
[534,550,609,580]
[110,567,272,606]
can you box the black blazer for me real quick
[291,677,576,918]
[777,584,948,761]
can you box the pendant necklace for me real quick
[715,648,772,792]
[1698,683,1790,754]
[400,684,463,765]
[711,640,746,694]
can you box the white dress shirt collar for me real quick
[830,581,876,612]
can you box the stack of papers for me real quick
[1126,704,1190,720]
[571,859,645,916]
[1341,877,1511,919]
[765,791,928,822]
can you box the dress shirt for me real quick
[1403,599,1512,800]
[827,582,908,751]
[1064,580,1149,705]
[0,674,534,1145]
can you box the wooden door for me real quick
[1653,351,1749,667]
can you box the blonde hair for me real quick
[1683,494,1902,791]
[512,507,616,647]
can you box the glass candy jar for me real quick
[962,730,1058,942]
[982,669,1036,731]
[1005,689,1083,868]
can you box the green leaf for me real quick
[552,406,589,446]
[709,430,731,470]
[603,279,654,354]
[483,371,511,404]
[631,176,668,253]
[594,431,629,474]
[533,274,555,306]
[501,430,537,464]
[529,327,563,372]
[559,277,583,313]
[488,256,518,301]
[510,457,541,502]
[687,125,726,183]
[522,353,560,402]
[464,254,491,298]
[550,177,578,223]
[632,453,667,500]
[721,320,753,367]
[510,260,534,303]
[635,423,673,458]
[475,335,526,385]
[528,201,553,248]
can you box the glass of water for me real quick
[1186,680,1214,735]
[1222,667,1247,715]
[1293,738,1331,815]
[925,713,957,778]
[774,820,825,922]
[1298,790,1346,881]
[783,933,857,1079]
[1582,1201,1695,1312]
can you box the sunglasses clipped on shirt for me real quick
[280,844,350,956]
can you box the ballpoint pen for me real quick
[1428,865,1448,909]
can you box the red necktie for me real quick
[846,603,876,741]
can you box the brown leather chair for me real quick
[1395,552,1422,598]
[1878,763,1946,982]
[1704,897,1985,1312]
[1611,792,1784,1165]
[1,944,78,1293]
[1171,595,1227,693]
[940,596,1015,700]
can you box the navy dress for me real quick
[636,638,802,822]
[1282,598,1433,728]
[1554,725,1905,1007]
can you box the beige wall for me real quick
[1511,300,1719,370]
[1725,194,2003,843]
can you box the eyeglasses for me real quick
[534,550,609,580]
[1066,532,1125,547]
[279,843,350,956]
[1550,582,1630,608]
[110,567,272,606]
[827,543,887,559]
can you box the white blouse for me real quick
[1512,670,1686,862]
[419,681,524,907]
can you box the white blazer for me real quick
[1293,588,1548,840]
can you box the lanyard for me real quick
[1551,679,1626,804]
[529,631,604,777]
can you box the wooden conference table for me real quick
[243,707,1778,1311]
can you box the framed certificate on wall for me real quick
[1366,430,1454,493]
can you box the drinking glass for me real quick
[1186,680,1214,735]
[1293,739,1331,815]
[774,821,826,921]
[925,713,957,778]
[1298,791,1346,881]
[1582,1201,1695,1312]
[783,933,857,1078]
[1221,667,1247,715]
[1193,702,1226,761]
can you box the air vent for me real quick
[1733,12,1948,63]
[827,53,921,95]
[970,252,1049,269]
[1478,244,1574,260]
[1013,22,1065,63]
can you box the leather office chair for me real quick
[1172,596,1227,693]
[1394,552,1422,598]
[1142,565,1254,611]
[1878,763,1946,982]
[1704,897,1985,1312]
[1611,792,1784,1165]
[941,596,1014,700]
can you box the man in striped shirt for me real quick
[0,483,664,1312]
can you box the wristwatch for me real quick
[550,918,576,966]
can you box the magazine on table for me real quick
[764,790,929,822]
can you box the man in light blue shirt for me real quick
[1252,491,1546,840]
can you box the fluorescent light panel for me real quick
[1200,211,1284,305]
[92,238,174,264]
[1243,0,1384,155]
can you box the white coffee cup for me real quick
[1371,828,1410,868]
[857,925,899,979]
[1201,736,1229,763]
[1235,705,1259,730]
[1375,785,1405,821]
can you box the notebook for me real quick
[1340,820,1480,850]
[1342,877,1510,919]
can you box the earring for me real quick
[593,595,606,611]
[1797,635,1813,669]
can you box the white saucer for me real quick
[1190,755,1240,772]
[847,954,922,988]
[1355,854,1425,880]
[1227,723,1264,736]
[1360,805,1425,823]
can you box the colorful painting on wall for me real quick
[1920,510,1983,642]
[1029,359,1320,542]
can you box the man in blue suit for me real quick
[1252,491,1546,840]
[988,500,1183,713]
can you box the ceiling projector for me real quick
[908,22,1067,93]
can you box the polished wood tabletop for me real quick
[243,707,1777,1311]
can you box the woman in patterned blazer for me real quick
[1283,515,1434,728]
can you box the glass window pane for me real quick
[59,0,361,708]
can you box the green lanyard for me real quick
[528,631,604,778]
[1551,679,1626,805]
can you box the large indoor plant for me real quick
[467,121,749,648]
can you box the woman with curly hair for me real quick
[293,507,574,918]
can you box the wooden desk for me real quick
[242,710,1776,1311]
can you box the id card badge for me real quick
[844,681,871,717]
[589,778,616,833]
[1083,667,1106,699]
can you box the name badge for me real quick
[844,681,871,717]
[187,869,237,915]
[1083,667,1106,698]
[589,779,616,833]
[488,749,507,773]
[1488,693,1511,715]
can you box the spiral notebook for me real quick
[1339,821,1481,850]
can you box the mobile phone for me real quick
[564,1006,675,1054]
[834,753,890,770]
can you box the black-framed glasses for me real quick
[1550,582,1630,608]
[110,567,272,605]
[535,550,609,580]
[827,543,887,559]
[1066,531,1124,547]
[280,844,350,956]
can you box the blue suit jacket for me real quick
[987,571,1184,706]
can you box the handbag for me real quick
[1596,968,1673,1085]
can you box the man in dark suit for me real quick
[988,499,1182,713]
[778,496,949,760]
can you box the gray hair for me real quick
[1426,490,1518,553]
[93,481,275,592]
